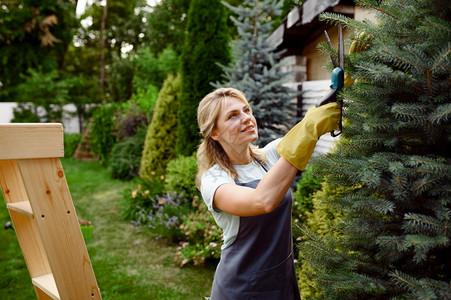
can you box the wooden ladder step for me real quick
[6,201,33,218]
[32,273,60,300]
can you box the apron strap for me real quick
[253,156,269,173]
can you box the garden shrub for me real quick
[114,100,149,142]
[297,251,322,300]
[129,84,159,119]
[13,69,68,123]
[63,132,82,158]
[107,56,135,103]
[295,183,345,299]
[90,104,117,164]
[121,175,166,220]
[140,73,180,177]
[108,126,147,180]
[11,103,41,123]
[292,164,324,224]
[132,192,192,242]
[164,155,200,200]
[132,46,180,92]
[175,197,222,267]
[300,2,451,298]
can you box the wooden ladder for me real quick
[0,123,101,300]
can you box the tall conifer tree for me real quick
[176,0,231,155]
[299,0,451,298]
[214,0,298,146]
[140,74,180,177]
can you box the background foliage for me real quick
[108,125,147,180]
[90,104,117,164]
[64,132,83,158]
[176,0,231,156]
[132,46,180,92]
[0,1,77,101]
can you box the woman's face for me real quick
[211,97,258,149]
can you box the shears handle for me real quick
[316,67,344,137]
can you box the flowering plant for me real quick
[174,196,222,267]
[131,192,192,242]
[121,174,166,220]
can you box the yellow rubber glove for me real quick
[276,102,341,170]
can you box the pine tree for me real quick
[214,0,299,146]
[176,0,231,156]
[299,0,451,298]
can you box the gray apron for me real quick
[210,178,301,300]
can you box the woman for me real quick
[197,88,340,299]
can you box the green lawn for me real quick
[0,158,215,299]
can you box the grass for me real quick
[0,158,215,299]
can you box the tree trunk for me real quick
[100,0,108,91]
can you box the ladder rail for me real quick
[0,123,101,300]
[0,160,51,278]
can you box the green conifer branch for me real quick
[431,103,451,124]
[390,270,426,295]
[355,0,398,20]
[403,213,447,235]
[423,16,451,35]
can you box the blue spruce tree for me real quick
[299,0,451,298]
[214,0,299,146]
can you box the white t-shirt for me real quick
[200,139,281,249]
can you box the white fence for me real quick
[1,80,340,149]
[0,102,80,133]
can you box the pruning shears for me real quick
[316,23,344,137]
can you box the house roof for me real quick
[267,0,355,56]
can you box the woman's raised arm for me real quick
[213,157,297,216]
[214,102,341,217]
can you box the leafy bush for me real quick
[295,183,345,299]
[121,175,166,220]
[292,165,324,224]
[175,197,222,267]
[11,103,41,123]
[292,163,344,299]
[129,84,159,119]
[114,100,149,142]
[140,73,180,177]
[164,155,200,200]
[133,46,180,91]
[64,132,82,158]
[13,69,68,123]
[108,126,147,180]
[107,56,135,103]
[90,104,117,164]
[132,192,192,242]
[124,155,201,228]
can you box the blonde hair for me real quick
[196,87,266,188]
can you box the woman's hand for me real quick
[276,102,340,170]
